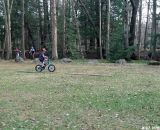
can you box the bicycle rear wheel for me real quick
[35,65,43,72]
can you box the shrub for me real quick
[109,42,135,62]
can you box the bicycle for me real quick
[35,59,56,72]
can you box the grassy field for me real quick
[0,60,160,130]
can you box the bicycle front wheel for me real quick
[48,64,56,72]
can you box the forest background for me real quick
[0,0,160,61]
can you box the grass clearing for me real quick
[0,60,160,130]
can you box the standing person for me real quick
[29,46,35,59]
[15,48,21,62]
[39,48,48,67]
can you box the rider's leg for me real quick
[40,61,45,68]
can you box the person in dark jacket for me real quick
[39,48,48,67]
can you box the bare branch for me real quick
[78,0,98,35]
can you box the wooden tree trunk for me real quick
[37,0,43,48]
[50,0,58,59]
[8,12,12,59]
[137,0,142,59]
[106,0,110,59]
[72,0,83,58]
[144,0,150,50]
[2,35,7,59]
[151,0,157,57]
[43,0,49,46]
[129,0,139,46]
[62,0,66,57]
[99,0,103,59]
[22,0,25,59]
[123,0,129,49]
[2,0,14,59]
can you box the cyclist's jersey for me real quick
[31,48,35,52]
[30,48,35,54]
[39,53,45,62]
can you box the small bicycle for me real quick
[35,59,56,72]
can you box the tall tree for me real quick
[106,0,110,58]
[72,0,82,57]
[137,0,142,59]
[43,0,49,46]
[123,0,129,49]
[2,0,14,59]
[37,0,43,48]
[129,0,139,46]
[151,0,157,57]
[99,0,103,59]
[62,0,66,57]
[144,0,151,49]
[21,0,25,59]
[50,0,58,59]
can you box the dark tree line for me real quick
[0,0,159,60]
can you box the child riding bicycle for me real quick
[35,48,55,72]
[39,48,48,68]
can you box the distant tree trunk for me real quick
[129,0,139,46]
[43,0,49,46]
[22,0,25,59]
[106,0,110,59]
[50,0,58,59]
[37,0,43,47]
[2,0,14,59]
[151,0,157,57]
[7,0,12,59]
[137,0,142,59]
[26,22,35,47]
[123,0,129,49]
[72,0,83,58]
[37,28,41,49]
[99,0,103,59]
[62,0,66,57]
[144,0,150,50]
[2,35,7,59]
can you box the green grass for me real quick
[0,60,160,130]
[130,60,149,64]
